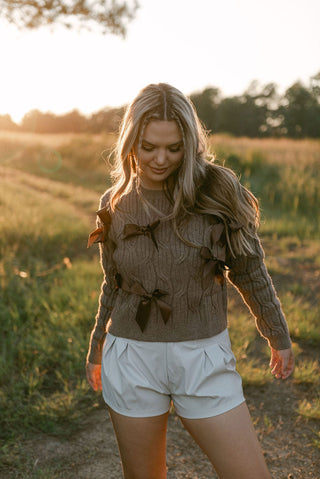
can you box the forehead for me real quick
[142,120,182,144]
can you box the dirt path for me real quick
[19,389,319,479]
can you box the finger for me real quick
[86,366,97,391]
[281,355,295,379]
[271,361,282,378]
[269,349,279,369]
[88,376,97,391]
[280,355,289,377]
[269,355,277,369]
[97,377,102,391]
[271,359,281,374]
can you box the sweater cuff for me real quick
[266,333,292,351]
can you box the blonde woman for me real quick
[86,83,294,479]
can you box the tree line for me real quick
[189,74,320,138]
[1,74,319,138]
[0,106,126,135]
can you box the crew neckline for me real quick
[139,184,168,195]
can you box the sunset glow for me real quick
[1,0,320,123]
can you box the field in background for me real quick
[0,132,319,477]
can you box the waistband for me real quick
[107,328,229,348]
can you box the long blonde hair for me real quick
[108,83,259,257]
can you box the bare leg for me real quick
[108,407,169,479]
[179,402,272,479]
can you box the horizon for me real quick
[1,0,320,123]
[3,74,317,126]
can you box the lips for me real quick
[150,167,168,174]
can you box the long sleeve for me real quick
[227,236,292,350]
[87,194,118,364]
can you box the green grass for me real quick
[0,133,114,193]
[0,165,104,448]
[0,132,319,473]
[212,137,320,239]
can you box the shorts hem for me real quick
[103,396,171,418]
[175,397,246,419]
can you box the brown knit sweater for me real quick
[87,185,291,364]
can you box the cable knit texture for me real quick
[87,186,291,364]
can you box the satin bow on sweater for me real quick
[123,220,160,250]
[200,247,227,287]
[121,279,171,332]
[200,222,229,287]
[87,206,112,248]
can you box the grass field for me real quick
[0,131,319,477]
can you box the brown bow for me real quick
[122,280,171,331]
[87,206,112,248]
[210,222,227,262]
[123,219,160,250]
[200,246,227,287]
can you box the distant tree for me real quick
[241,81,280,137]
[0,0,138,35]
[310,71,320,103]
[20,109,88,132]
[190,87,220,132]
[20,109,42,132]
[57,109,88,132]
[0,114,18,131]
[215,93,267,137]
[281,81,320,138]
[88,106,125,133]
[215,97,243,135]
[191,81,282,137]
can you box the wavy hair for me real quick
[108,83,259,256]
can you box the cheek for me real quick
[138,153,151,168]
[170,153,184,169]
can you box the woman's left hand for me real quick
[269,347,295,379]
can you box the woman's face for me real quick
[135,120,184,190]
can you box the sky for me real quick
[1,0,319,124]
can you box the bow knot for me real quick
[200,246,227,287]
[122,280,171,331]
[87,206,112,247]
[123,220,160,250]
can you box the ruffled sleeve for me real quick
[86,192,118,364]
[227,235,292,350]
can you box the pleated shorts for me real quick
[101,329,245,419]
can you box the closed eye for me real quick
[141,144,155,152]
[169,145,183,153]
[141,141,183,153]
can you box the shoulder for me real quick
[99,187,113,210]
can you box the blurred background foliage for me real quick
[1,73,320,138]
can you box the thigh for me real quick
[109,407,169,479]
[179,402,271,479]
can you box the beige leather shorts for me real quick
[101,329,245,418]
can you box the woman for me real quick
[86,83,294,479]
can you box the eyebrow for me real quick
[141,139,183,147]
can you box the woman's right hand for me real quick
[86,362,102,391]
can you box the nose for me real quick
[154,148,167,165]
